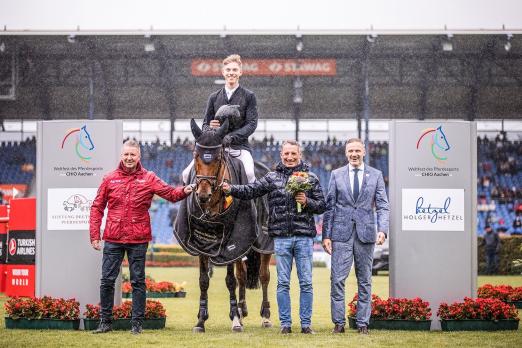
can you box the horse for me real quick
[174,118,273,333]
[416,125,450,161]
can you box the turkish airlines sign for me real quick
[192,59,336,76]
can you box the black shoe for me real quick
[131,323,143,335]
[280,326,292,334]
[332,324,345,333]
[358,326,369,335]
[92,321,112,334]
[301,327,315,334]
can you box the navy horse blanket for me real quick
[174,156,258,265]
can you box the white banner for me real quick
[402,188,464,231]
[47,188,106,230]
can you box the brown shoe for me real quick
[358,326,369,335]
[332,324,345,333]
[280,327,292,334]
[301,327,315,334]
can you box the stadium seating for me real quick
[0,135,519,243]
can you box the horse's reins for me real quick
[194,142,234,192]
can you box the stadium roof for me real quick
[1,34,521,121]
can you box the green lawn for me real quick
[1,266,521,348]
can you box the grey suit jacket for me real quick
[322,164,389,243]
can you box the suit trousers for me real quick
[330,230,375,328]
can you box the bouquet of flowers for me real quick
[285,171,313,213]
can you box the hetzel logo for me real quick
[61,125,95,162]
[416,125,451,162]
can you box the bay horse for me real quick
[182,118,273,333]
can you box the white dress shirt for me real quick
[225,85,239,100]
[348,163,364,195]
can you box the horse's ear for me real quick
[216,118,229,139]
[190,118,202,140]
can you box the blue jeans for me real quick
[274,236,314,328]
[100,241,148,325]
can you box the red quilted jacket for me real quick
[89,161,187,244]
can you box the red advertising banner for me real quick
[5,264,35,297]
[191,59,336,76]
[0,184,28,202]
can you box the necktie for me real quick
[353,168,359,201]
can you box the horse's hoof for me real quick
[193,326,205,333]
[232,326,244,333]
[261,320,273,328]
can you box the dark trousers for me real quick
[100,241,148,325]
[485,249,499,274]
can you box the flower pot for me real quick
[440,319,519,331]
[506,301,522,309]
[83,318,166,330]
[5,318,80,330]
[348,317,431,331]
[122,293,132,299]
[175,291,186,298]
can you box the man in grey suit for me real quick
[322,138,389,335]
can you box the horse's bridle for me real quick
[194,143,225,192]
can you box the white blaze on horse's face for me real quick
[120,146,141,171]
[345,141,365,168]
[222,62,242,89]
[280,143,301,168]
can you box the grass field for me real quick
[1,266,521,348]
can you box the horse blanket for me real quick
[174,156,258,265]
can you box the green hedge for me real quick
[477,236,522,275]
[146,252,198,264]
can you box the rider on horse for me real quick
[182,54,258,184]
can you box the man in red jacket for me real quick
[89,140,192,334]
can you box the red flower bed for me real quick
[5,296,80,320]
[478,284,522,302]
[122,278,185,294]
[83,300,166,319]
[348,294,431,320]
[437,297,519,320]
[122,260,197,267]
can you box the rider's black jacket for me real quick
[229,161,326,238]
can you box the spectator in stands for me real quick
[482,225,500,274]
[512,214,522,235]
[89,140,193,335]
[182,54,259,184]
[222,140,326,335]
[322,138,389,335]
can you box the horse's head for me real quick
[79,125,95,151]
[434,126,450,151]
[190,118,229,204]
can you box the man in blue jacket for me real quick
[322,138,389,335]
[223,140,325,334]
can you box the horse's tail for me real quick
[245,249,261,289]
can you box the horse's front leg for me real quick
[235,260,248,322]
[226,264,243,332]
[260,254,273,328]
[193,256,210,333]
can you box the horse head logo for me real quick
[61,125,95,162]
[416,125,451,161]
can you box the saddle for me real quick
[174,156,258,265]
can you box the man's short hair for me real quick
[346,138,364,146]
[122,139,141,154]
[280,139,301,152]
[223,54,242,68]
